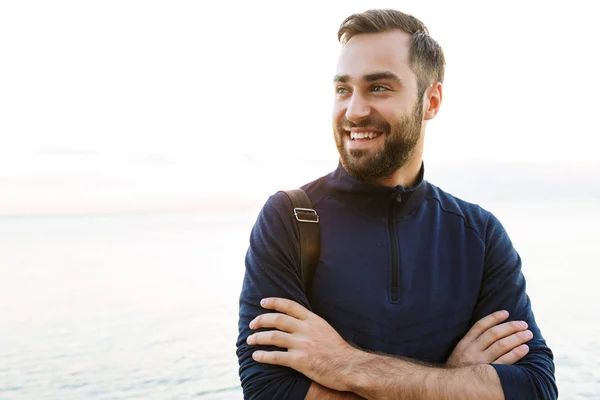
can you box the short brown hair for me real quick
[338,9,445,95]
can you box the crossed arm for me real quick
[247,298,532,400]
[237,197,556,399]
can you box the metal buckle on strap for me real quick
[294,207,319,223]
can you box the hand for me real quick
[247,297,356,392]
[446,310,532,368]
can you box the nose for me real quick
[345,93,371,122]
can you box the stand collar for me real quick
[328,161,428,216]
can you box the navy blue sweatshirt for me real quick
[236,163,557,399]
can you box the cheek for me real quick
[370,103,396,120]
[380,108,409,129]
[332,104,346,125]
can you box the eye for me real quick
[336,86,348,95]
[372,84,388,92]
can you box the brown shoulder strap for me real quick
[281,189,320,294]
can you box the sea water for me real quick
[0,201,598,399]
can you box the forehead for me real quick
[336,30,416,83]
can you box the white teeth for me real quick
[350,132,380,140]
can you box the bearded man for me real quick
[236,9,557,400]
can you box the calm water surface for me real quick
[0,201,599,399]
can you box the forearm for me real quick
[306,382,364,400]
[345,350,504,400]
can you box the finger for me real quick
[462,310,510,344]
[247,330,293,348]
[493,344,530,365]
[250,312,301,332]
[260,298,310,320]
[252,350,291,367]
[486,329,533,360]
[477,321,529,351]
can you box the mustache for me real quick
[340,117,390,132]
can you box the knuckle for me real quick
[488,326,502,339]
[297,337,311,349]
[472,321,485,333]
[492,311,504,321]
[508,346,526,360]
[497,340,510,352]
[288,352,299,364]
[519,330,533,340]
[510,321,524,330]
[511,347,524,357]
[488,342,502,354]
[519,344,530,354]
[475,318,488,328]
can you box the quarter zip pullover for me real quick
[236,163,557,400]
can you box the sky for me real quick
[1,0,599,214]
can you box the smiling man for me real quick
[236,9,557,400]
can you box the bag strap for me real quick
[282,189,320,294]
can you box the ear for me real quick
[423,82,442,121]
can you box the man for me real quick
[236,9,557,400]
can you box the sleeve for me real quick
[473,212,558,400]
[236,192,313,400]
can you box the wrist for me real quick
[340,346,374,394]
[339,345,368,393]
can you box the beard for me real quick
[334,99,423,181]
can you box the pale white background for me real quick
[1,0,599,213]
[1,2,599,398]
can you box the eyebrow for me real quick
[333,71,403,85]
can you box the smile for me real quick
[349,131,382,140]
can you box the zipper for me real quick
[388,198,400,303]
